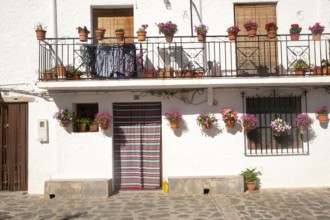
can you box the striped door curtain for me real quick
[113,103,161,190]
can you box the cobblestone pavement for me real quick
[1,188,330,220]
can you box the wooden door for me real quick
[0,103,28,191]
[235,4,278,75]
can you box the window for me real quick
[245,96,309,156]
[75,103,98,132]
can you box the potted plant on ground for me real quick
[77,26,90,42]
[194,24,208,42]
[74,118,92,132]
[115,28,125,42]
[197,113,218,130]
[53,109,75,128]
[227,25,240,41]
[35,22,47,41]
[243,20,258,37]
[240,168,260,192]
[294,114,313,134]
[308,22,325,41]
[293,59,308,75]
[94,112,112,131]
[265,22,278,39]
[156,21,178,42]
[165,111,183,130]
[220,108,238,129]
[315,106,329,123]
[240,114,259,132]
[136,24,148,41]
[289,24,302,41]
[95,27,106,41]
[270,118,291,137]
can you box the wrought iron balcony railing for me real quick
[38,34,330,81]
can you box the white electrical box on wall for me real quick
[37,119,49,142]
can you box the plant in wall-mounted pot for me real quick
[197,113,218,130]
[294,114,313,134]
[94,112,112,131]
[227,25,240,41]
[308,22,325,41]
[156,21,178,42]
[115,28,125,43]
[194,24,208,42]
[265,21,278,39]
[77,26,90,42]
[270,118,291,137]
[240,114,259,132]
[315,106,329,123]
[240,168,260,192]
[95,27,106,41]
[165,111,183,130]
[243,20,258,37]
[35,22,47,40]
[220,108,238,129]
[289,24,302,41]
[136,24,148,41]
[53,109,75,128]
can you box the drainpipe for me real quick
[51,0,58,38]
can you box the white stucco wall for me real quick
[1,0,330,194]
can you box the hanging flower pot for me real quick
[265,22,278,39]
[289,24,302,41]
[290,34,300,41]
[165,33,174,42]
[244,20,258,38]
[309,23,325,41]
[294,114,313,134]
[220,108,238,129]
[99,122,109,131]
[95,112,112,131]
[197,113,218,131]
[53,109,75,128]
[225,120,235,129]
[60,119,71,128]
[240,114,259,132]
[317,114,329,123]
[137,31,147,41]
[273,130,283,137]
[77,26,90,42]
[227,25,240,41]
[115,29,125,43]
[95,28,106,41]
[195,24,208,42]
[312,33,321,41]
[299,125,308,135]
[270,118,291,137]
[165,111,182,130]
[228,32,237,41]
[267,29,277,39]
[247,28,257,37]
[35,23,47,40]
[156,21,178,43]
[170,121,179,130]
[197,34,206,42]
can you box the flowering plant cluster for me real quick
[165,111,183,123]
[240,114,259,131]
[308,22,325,34]
[243,20,258,30]
[138,24,148,32]
[77,26,90,34]
[265,22,278,31]
[53,109,75,121]
[295,114,313,127]
[227,25,241,34]
[270,118,291,132]
[94,112,112,125]
[197,113,218,129]
[289,24,302,34]
[194,24,208,37]
[156,21,178,35]
[315,106,328,115]
[220,108,238,122]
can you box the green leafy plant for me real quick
[156,21,178,35]
[77,26,90,34]
[194,24,208,37]
[35,22,47,31]
[74,118,93,126]
[289,24,302,34]
[240,168,260,183]
[115,28,124,32]
[293,59,308,70]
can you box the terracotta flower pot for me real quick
[99,122,110,131]
[228,32,237,41]
[56,66,66,79]
[137,31,147,41]
[246,181,256,192]
[95,29,106,40]
[225,120,235,129]
[78,124,87,132]
[36,30,46,41]
[165,33,174,42]
[197,34,206,42]
[60,119,71,128]
[247,28,257,37]
[312,33,321,41]
[170,121,179,130]
[273,130,282,137]
[43,72,53,81]
[267,29,277,39]
[115,31,125,43]
[290,34,300,41]
[79,31,89,42]
[317,114,329,123]
[89,123,98,132]
[299,125,308,135]
[295,70,305,75]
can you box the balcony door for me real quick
[92,8,134,43]
[235,4,278,75]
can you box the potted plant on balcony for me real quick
[227,25,240,41]
[165,110,183,130]
[69,69,82,80]
[197,113,218,130]
[321,59,330,75]
[53,109,75,128]
[243,20,258,37]
[293,59,308,75]
[35,22,47,41]
[240,114,259,132]
[220,108,238,129]
[289,24,302,41]
[56,64,66,79]
[136,24,148,41]
[74,118,92,132]
[308,22,325,41]
[315,106,329,123]
[94,112,112,131]
[42,68,55,81]
[95,27,106,41]
[270,118,291,137]
[240,168,260,192]
[265,22,278,39]
[77,26,90,42]
[156,21,178,42]
[115,28,125,43]
[294,114,313,134]
[194,24,208,42]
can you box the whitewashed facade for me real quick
[1,0,330,194]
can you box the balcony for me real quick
[37,34,330,91]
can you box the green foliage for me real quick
[240,168,260,183]
[115,28,124,32]
[293,59,308,70]
[74,118,92,126]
